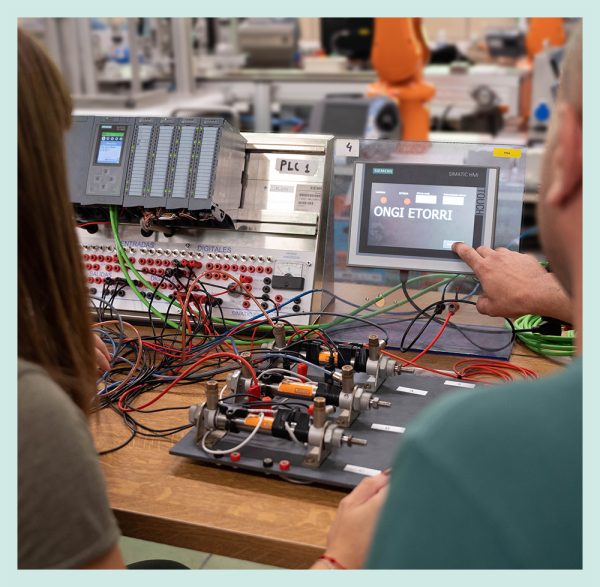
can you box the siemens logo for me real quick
[372,168,394,175]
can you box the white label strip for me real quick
[442,194,465,206]
[344,464,381,477]
[372,423,405,434]
[415,194,438,205]
[335,138,359,158]
[275,158,318,176]
[444,380,476,389]
[396,385,428,396]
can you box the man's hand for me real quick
[452,243,572,323]
[93,333,111,373]
[311,471,390,569]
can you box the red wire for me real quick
[381,311,538,384]
[397,311,455,368]
[141,341,187,359]
[250,326,259,350]
[118,352,259,413]
[227,317,270,339]
[77,221,112,229]
[177,293,193,339]
[453,359,537,381]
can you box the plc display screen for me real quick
[95,125,127,165]
[348,162,499,273]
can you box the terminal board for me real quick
[79,225,322,325]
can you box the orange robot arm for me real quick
[371,18,424,84]
[526,18,566,60]
[368,18,435,141]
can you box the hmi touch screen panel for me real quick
[347,162,499,273]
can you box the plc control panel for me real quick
[74,127,335,326]
[68,116,246,212]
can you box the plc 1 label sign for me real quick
[275,158,318,176]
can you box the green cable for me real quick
[333,273,456,319]
[109,206,463,338]
[513,314,575,357]
[110,207,182,330]
[204,273,455,333]
[110,208,176,306]
[109,211,575,359]
[319,276,455,330]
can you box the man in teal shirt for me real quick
[313,25,581,570]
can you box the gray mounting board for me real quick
[170,371,480,490]
[328,317,514,360]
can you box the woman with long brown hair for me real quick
[16,23,389,571]
[17,28,125,569]
[16,26,388,571]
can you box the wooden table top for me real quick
[91,295,566,568]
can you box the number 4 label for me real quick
[335,139,359,158]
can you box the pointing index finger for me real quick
[452,241,483,272]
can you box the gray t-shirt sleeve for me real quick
[18,361,121,569]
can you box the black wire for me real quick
[96,404,138,456]
[128,405,191,413]
[400,302,446,353]
[97,428,137,456]
[441,275,460,302]
[218,395,311,411]
[319,288,418,317]
[242,311,391,343]
[400,280,517,353]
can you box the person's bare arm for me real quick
[310,471,390,569]
[80,544,126,569]
[452,243,572,323]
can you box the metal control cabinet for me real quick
[75,130,335,326]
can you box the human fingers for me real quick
[475,294,496,317]
[452,242,484,272]
[367,484,389,512]
[93,333,111,362]
[341,472,390,507]
[475,246,495,258]
[324,486,391,569]
[95,347,111,373]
